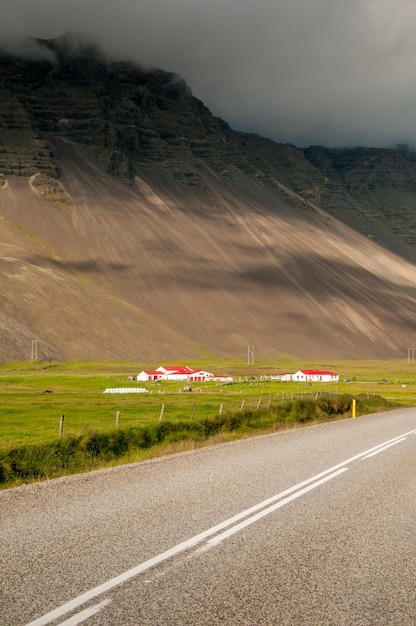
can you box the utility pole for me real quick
[247,345,254,365]
[31,339,38,361]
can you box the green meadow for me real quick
[0,358,414,488]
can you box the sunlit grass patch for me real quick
[0,357,413,488]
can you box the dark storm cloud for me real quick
[2,0,416,148]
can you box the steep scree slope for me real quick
[1,38,416,361]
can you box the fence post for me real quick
[257,396,262,409]
[116,411,120,429]
[219,404,223,415]
[59,414,64,438]
[240,399,245,411]
[268,395,273,408]
[159,403,165,421]
[191,404,197,419]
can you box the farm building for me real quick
[156,366,196,380]
[136,370,165,382]
[280,369,339,382]
[136,365,233,383]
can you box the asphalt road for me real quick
[1,409,415,626]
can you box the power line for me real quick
[31,339,38,361]
[247,345,254,365]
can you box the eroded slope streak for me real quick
[1,136,416,361]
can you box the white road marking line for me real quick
[333,429,416,468]
[24,427,416,626]
[362,438,407,459]
[55,600,111,626]
[207,468,348,547]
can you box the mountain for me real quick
[1,34,416,363]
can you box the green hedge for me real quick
[0,394,396,487]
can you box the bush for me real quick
[85,432,110,457]
[317,395,352,416]
[0,393,398,488]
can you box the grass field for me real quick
[0,356,413,489]
[1,357,415,452]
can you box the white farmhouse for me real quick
[156,366,196,381]
[136,365,233,383]
[281,369,339,382]
[136,370,165,382]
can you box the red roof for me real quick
[300,370,337,375]
[159,366,194,374]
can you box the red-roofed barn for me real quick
[136,365,233,383]
[281,369,339,382]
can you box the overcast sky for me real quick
[2,0,416,148]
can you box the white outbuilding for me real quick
[281,369,339,382]
[136,365,233,383]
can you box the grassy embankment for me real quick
[0,358,413,489]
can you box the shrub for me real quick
[85,432,110,457]
[0,393,399,488]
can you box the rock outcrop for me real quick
[1,36,416,362]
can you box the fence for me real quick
[56,390,355,437]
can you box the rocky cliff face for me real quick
[2,37,416,258]
[304,145,416,253]
[0,37,238,183]
[1,36,416,362]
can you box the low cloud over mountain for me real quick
[2,0,416,148]
[1,43,416,362]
